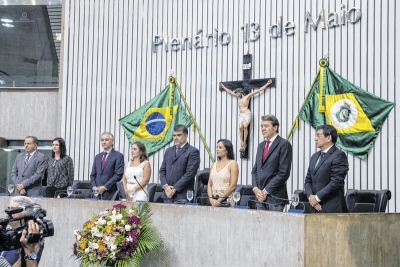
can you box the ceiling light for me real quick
[2,23,14,27]
[1,18,13,23]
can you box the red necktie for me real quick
[262,140,271,162]
[101,152,108,169]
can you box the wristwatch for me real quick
[24,251,37,261]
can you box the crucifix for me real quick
[220,54,275,158]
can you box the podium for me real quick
[1,198,397,267]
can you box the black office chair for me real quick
[194,169,210,205]
[66,180,94,199]
[115,181,126,200]
[345,189,391,213]
[239,185,256,209]
[147,183,164,203]
[290,189,313,213]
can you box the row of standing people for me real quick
[11,115,348,212]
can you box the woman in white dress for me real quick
[122,141,151,201]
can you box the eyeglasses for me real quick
[315,134,325,138]
[101,139,110,141]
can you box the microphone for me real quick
[133,176,149,200]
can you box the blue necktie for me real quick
[176,147,181,156]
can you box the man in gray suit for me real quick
[12,136,47,196]
[304,125,349,213]
[251,115,293,211]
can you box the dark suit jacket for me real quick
[90,148,125,200]
[159,143,200,201]
[304,146,349,213]
[251,135,293,205]
[11,151,47,196]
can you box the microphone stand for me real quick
[133,176,149,201]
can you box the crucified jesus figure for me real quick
[220,79,273,152]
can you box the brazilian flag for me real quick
[298,59,395,159]
[119,80,192,154]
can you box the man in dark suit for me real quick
[12,136,47,196]
[251,115,293,211]
[90,132,125,200]
[159,125,200,203]
[304,125,349,213]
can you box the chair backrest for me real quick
[290,189,313,213]
[68,180,93,199]
[239,185,256,209]
[194,169,210,203]
[193,169,211,205]
[345,189,391,212]
[148,183,164,203]
[147,183,156,202]
[116,181,126,199]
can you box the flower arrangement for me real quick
[72,202,163,267]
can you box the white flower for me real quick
[125,225,131,231]
[110,252,116,260]
[84,248,90,254]
[128,209,134,214]
[126,236,133,242]
[109,213,123,223]
[107,221,113,225]
[77,235,81,240]
[73,230,80,236]
[88,242,99,249]
[91,226,104,238]
[96,218,106,225]
[110,243,117,251]
[112,209,117,215]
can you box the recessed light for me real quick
[1,18,13,23]
[2,23,14,27]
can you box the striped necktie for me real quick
[24,154,31,168]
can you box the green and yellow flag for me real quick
[298,59,395,159]
[119,81,192,154]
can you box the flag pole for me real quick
[286,68,321,141]
[169,76,216,163]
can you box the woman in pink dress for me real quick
[207,139,239,206]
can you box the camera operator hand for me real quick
[18,220,42,267]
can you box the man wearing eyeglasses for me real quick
[304,125,349,213]
[90,132,125,200]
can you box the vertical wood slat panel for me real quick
[61,0,399,212]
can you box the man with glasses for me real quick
[90,132,124,200]
[304,125,349,213]
[159,125,200,203]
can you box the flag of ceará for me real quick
[298,59,395,159]
[119,80,192,154]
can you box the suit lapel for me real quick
[314,146,336,173]
[173,143,189,163]
[23,152,37,173]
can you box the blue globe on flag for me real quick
[145,112,166,135]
